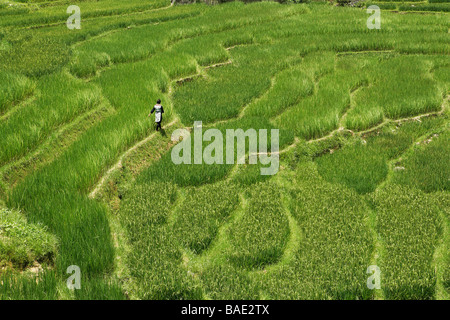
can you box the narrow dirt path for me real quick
[88,118,178,199]
[88,49,240,199]
[262,94,449,157]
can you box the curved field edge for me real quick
[0,1,448,299]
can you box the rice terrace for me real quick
[0,0,448,302]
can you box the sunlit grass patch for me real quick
[0,72,35,115]
[0,208,57,269]
[393,130,450,193]
[1,0,448,300]
[351,56,442,122]
[0,71,102,166]
[276,70,363,139]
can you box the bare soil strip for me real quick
[88,118,178,199]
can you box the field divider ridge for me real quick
[277,94,449,159]
[0,94,37,123]
[0,100,114,197]
[183,192,249,273]
[253,174,302,275]
[88,118,179,199]
[364,204,386,300]
[203,56,304,129]
[74,8,304,83]
[17,2,175,30]
[87,44,237,199]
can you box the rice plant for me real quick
[0,0,448,300]
[227,183,290,269]
[372,185,442,299]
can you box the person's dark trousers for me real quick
[156,121,162,131]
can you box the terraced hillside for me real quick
[0,0,449,300]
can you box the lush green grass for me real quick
[0,33,70,77]
[393,130,449,193]
[315,117,447,193]
[399,3,450,12]
[0,0,169,28]
[0,0,448,300]
[365,1,450,12]
[349,56,442,123]
[73,277,126,300]
[0,71,102,166]
[0,72,35,115]
[244,54,325,118]
[173,43,300,124]
[119,181,203,299]
[276,68,363,139]
[434,191,450,297]
[261,164,374,299]
[371,185,442,299]
[173,182,240,254]
[227,183,290,269]
[0,208,57,268]
[0,271,58,300]
[199,264,260,299]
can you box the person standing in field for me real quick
[149,99,164,131]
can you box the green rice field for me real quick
[0,0,448,300]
